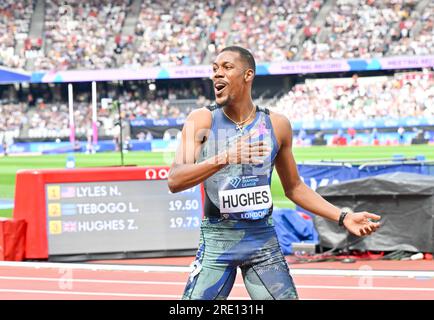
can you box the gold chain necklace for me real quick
[222,105,256,132]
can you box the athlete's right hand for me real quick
[225,132,272,164]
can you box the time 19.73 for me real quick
[169,216,200,228]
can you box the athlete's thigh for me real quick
[182,224,238,300]
[241,259,299,300]
[182,262,237,300]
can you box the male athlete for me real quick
[168,46,381,300]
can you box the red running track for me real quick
[0,259,433,300]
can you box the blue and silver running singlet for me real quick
[200,104,278,221]
[182,104,299,300]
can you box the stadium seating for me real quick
[33,0,127,71]
[299,0,422,60]
[125,0,229,68]
[213,0,325,63]
[0,1,433,142]
[0,86,212,139]
[0,0,34,69]
[0,102,26,142]
[0,70,432,140]
[387,1,434,56]
[269,71,434,122]
[0,0,433,70]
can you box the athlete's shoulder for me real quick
[184,106,213,130]
[186,106,212,119]
[268,110,293,148]
[268,110,292,130]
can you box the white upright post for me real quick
[68,84,75,144]
[92,81,98,145]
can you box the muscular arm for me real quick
[168,108,226,193]
[271,112,381,236]
[272,113,341,222]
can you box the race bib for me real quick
[218,175,272,220]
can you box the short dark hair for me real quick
[221,46,256,74]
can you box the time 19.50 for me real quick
[169,216,200,228]
[169,199,199,211]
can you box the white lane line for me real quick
[0,261,191,273]
[296,285,434,292]
[0,276,245,288]
[1,260,433,278]
[0,289,180,298]
[0,276,188,285]
[0,289,249,300]
[1,276,433,292]
[290,269,434,278]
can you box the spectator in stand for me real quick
[397,126,405,144]
[371,128,379,145]
[2,135,8,156]
[347,127,356,141]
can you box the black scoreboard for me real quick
[45,180,202,258]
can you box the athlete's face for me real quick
[211,51,253,106]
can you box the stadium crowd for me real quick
[0,0,34,69]
[0,102,27,134]
[31,0,230,70]
[1,71,432,140]
[300,0,421,60]
[122,0,230,68]
[387,1,434,56]
[0,1,432,142]
[0,86,211,139]
[270,71,434,122]
[212,0,324,62]
[0,0,433,70]
[32,0,127,71]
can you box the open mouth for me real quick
[214,82,227,95]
